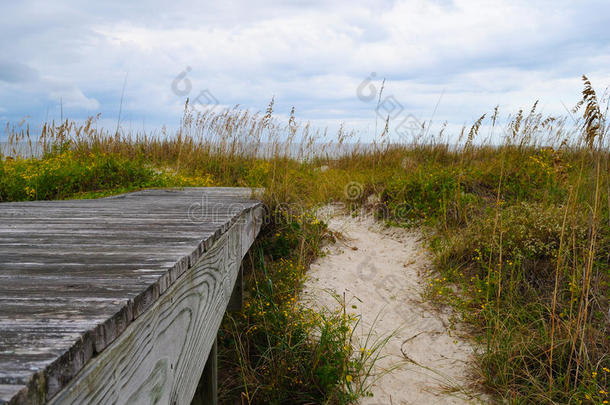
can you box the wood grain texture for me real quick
[0,188,264,405]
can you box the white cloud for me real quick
[0,0,609,139]
[48,82,100,111]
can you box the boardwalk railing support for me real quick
[227,264,244,312]
[191,264,244,405]
[191,339,217,405]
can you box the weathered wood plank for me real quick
[0,188,264,405]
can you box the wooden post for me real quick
[191,338,218,405]
[192,263,243,405]
[227,264,244,312]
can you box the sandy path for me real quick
[301,208,484,405]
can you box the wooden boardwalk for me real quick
[0,188,264,405]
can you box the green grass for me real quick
[1,77,608,404]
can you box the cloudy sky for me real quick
[1,0,609,141]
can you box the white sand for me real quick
[301,207,486,404]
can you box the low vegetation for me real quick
[1,76,608,404]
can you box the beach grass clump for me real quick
[0,146,215,202]
[0,149,154,201]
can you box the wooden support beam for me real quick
[191,339,218,405]
[192,262,244,405]
[227,265,244,312]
